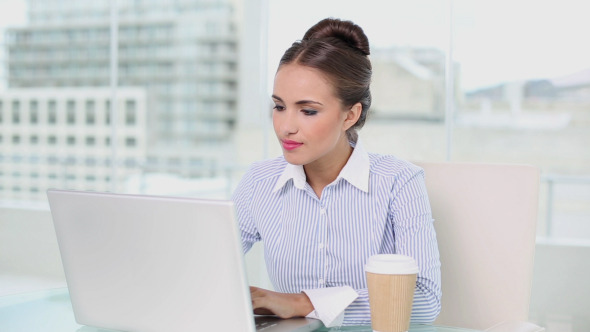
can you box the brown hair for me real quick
[278,18,372,142]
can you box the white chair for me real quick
[416,162,544,332]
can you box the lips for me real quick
[281,139,303,151]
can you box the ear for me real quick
[343,102,362,131]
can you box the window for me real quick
[105,101,111,124]
[12,101,20,124]
[125,137,137,147]
[67,100,76,124]
[86,100,96,124]
[85,157,97,166]
[125,100,136,125]
[1,10,588,331]
[48,100,57,124]
[85,136,96,146]
[30,101,39,124]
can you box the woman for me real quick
[232,18,441,327]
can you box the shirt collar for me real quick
[272,138,370,193]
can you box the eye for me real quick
[302,109,317,116]
[273,105,285,111]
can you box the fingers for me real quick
[250,286,272,313]
[253,308,274,315]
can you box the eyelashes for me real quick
[272,105,317,116]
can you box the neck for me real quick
[304,139,353,198]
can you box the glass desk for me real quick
[0,288,481,332]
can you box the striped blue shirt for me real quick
[232,140,441,326]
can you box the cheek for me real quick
[310,117,342,141]
[272,113,280,133]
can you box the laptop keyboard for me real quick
[254,317,279,330]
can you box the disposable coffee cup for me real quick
[365,254,419,332]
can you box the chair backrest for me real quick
[415,162,540,330]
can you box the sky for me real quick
[1,0,589,90]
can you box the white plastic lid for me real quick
[365,254,419,275]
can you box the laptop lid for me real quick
[48,189,322,332]
[48,189,258,332]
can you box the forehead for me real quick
[273,64,337,100]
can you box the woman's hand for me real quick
[250,286,314,319]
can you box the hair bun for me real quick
[302,18,370,56]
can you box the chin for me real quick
[282,153,308,166]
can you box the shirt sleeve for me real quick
[343,167,442,326]
[389,167,442,322]
[231,166,261,253]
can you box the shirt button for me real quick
[318,243,324,249]
[318,278,324,285]
[320,208,326,214]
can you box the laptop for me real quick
[47,189,323,332]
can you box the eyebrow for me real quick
[272,95,324,106]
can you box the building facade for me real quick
[0,88,147,201]
[1,0,239,200]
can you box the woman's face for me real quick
[272,63,358,167]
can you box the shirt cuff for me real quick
[302,286,358,327]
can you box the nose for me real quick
[274,109,298,136]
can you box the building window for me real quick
[47,155,59,164]
[86,136,96,146]
[105,101,111,124]
[86,100,95,125]
[85,157,97,166]
[12,101,20,124]
[124,158,137,167]
[12,135,20,144]
[30,101,39,124]
[30,135,39,144]
[67,136,76,145]
[125,137,137,147]
[48,136,57,145]
[0,101,3,123]
[48,100,57,124]
[67,100,76,124]
[125,100,136,125]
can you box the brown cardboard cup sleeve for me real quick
[365,254,419,332]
